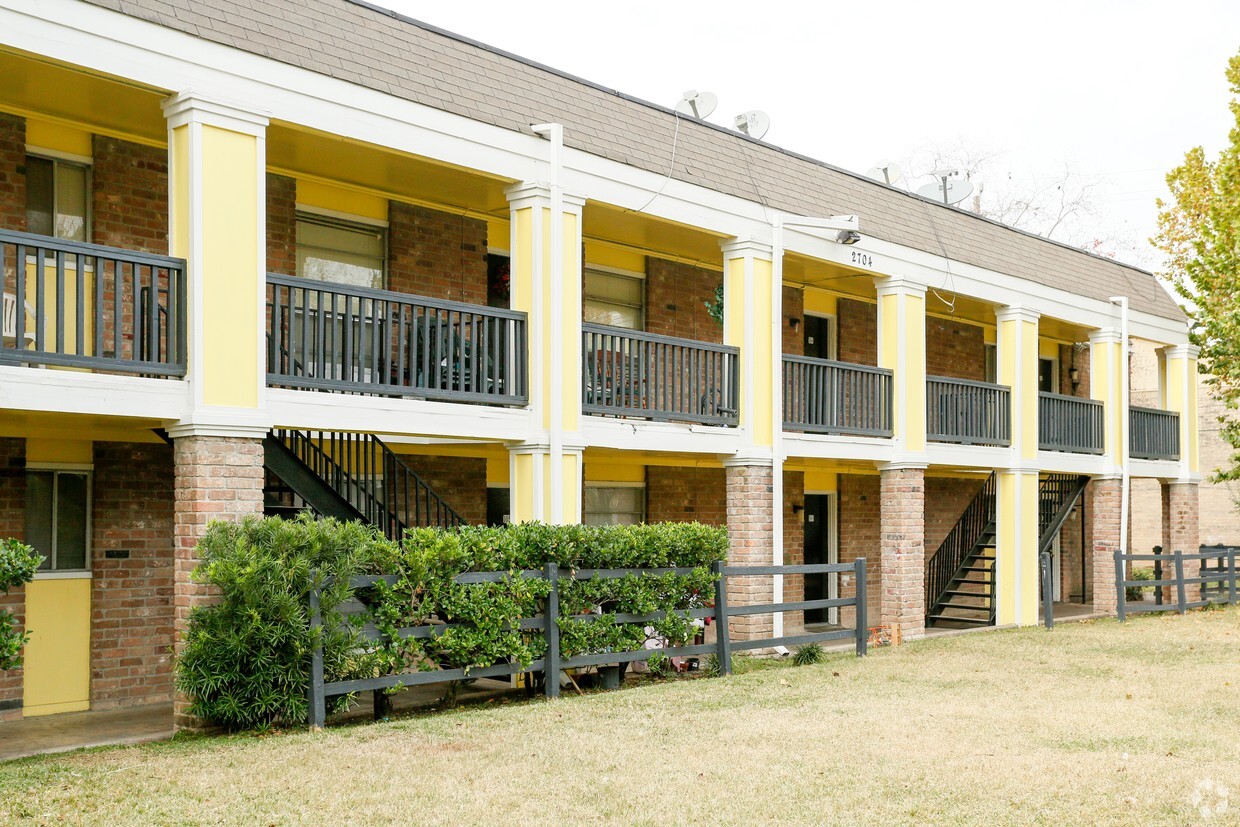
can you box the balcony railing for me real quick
[0,230,186,376]
[782,355,893,437]
[1038,392,1104,454]
[266,273,528,406]
[926,376,1011,446]
[582,323,739,426]
[1130,406,1180,461]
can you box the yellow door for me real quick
[22,577,91,716]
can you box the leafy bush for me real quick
[1127,566,1155,602]
[0,539,43,671]
[175,515,395,730]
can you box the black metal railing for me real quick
[926,376,1011,446]
[0,229,186,375]
[274,429,463,538]
[266,273,527,406]
[1037,474,1088,556]
[1039,392,1104,454]
[782,355,893,437]
[926,472,996,622]
[582,323,739,426]
[1129,406,1180,460]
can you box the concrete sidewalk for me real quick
[0,703,174,762]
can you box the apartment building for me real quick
[0,0,1198,725]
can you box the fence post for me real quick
[1114,550,1126,622]
[854,557,867,656]
[1230,549,1238,606]
[544,562,561,699]
[713,560,731,676]
[308,572,325,729]
[1153,546,1163,606]
[1174,551,1187,614]
[1040,551,1054,630]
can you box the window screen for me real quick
[583,486,645,526]
[25,155,89,242]
[583,269,643,330]
[25,470,91,571]
[296,214,386,289]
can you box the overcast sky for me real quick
[382,1,1238,269]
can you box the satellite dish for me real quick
[917,171,975,206]
[674,89,718,120]
[865,161,903,186]
[734,110,771,140]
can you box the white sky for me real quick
[381,0,1238,269]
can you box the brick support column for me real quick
[1162,481,1201,601]
[880,465,926,643]
[1087,477,1123,615]
[725,463,774,641]
[172,435,264,729]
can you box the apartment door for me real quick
[803,315,836,361]
[803,493,838,624]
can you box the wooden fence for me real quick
[1114,546,1239,620]
[308,558,867,727]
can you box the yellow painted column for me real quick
[505,182,585,524]
[995,306,1040,626]
[1161,344,1200,479]
[162,92,270,430]
[720,237,775,459]
[876,277,927,455]
[1089,328,1126,473]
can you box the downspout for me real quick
[771,218,786,649]
[1109,296,1130,556]
[534,123,565,523]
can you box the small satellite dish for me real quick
[865,161,903,186]
[917,171,975,206]
[734,110,771,140]
[674,89,718,120]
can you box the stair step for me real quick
[927,614,992,625]
[942,588,991,597]
[956,565,993,574]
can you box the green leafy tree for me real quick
[1154,50,1240,479]
[0,539,44,671]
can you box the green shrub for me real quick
[793,642,825,666]
[1127,566,1155,601]
[175,515,395,730]
[0,539,43,671]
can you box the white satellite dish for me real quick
[865,161,903,186]
[917,171,974,206]
[674,89,718,120]
[734,110,771,140]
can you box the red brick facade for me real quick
[395,454,487,526]
[838,298,877,366]
[644,258,723,345]
[266,172,297,275]
[388,201,488,304]
[0,438,26,721]
[1087,477,1122,614]
[838,473,881,628]
[781,470,805,634]
[926,316,986,382]
[924,477,986,556]
[880,466,926,642]
[92,136,168,255]
[1161,481,1201,600]
[645,467,726,526]
[0,113,25,232]
[724,463,774,641]
[90,442,175,710]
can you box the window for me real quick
[583,485,645,526]
[25,470,91,572]
[26,155,90,242]
[295,213,386,289]
[984,344,997,384]
[583,269,643,330]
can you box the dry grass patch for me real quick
[2,607,1238,826]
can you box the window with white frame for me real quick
[295,212,386,290]
[26,154,90,242]
[583,485,645,526]
[25,469,91,572]
[583,268,643,330]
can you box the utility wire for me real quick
[626,111,682,214]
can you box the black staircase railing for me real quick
[926,472,996,620]
[1037,474,1089,556]
[273,429,464,538]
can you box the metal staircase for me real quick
[926,473,1088,628]
[262,428,465,538]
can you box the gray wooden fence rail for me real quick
[1114,547,1238,620]
[308,558,867,727]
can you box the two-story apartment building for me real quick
[0,0,1199,727]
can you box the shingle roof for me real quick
[82,0,1183,321]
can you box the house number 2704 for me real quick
[851,251,873,268]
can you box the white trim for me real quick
[584,480,645,489]
[295,204,390,229]
[25,462,93,471]
[161,90,270,135]
[24,145,93,165]
[32,570,92,580]
[0,365,190,420]
[781,431,895,464]
[580,416,740,454]
[584,262,647,281]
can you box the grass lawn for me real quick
[2,607,1238,826]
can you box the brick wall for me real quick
[926,316,986,381]
[0,438,25,721]
[838,298,876,366]
[395,455,487,526]
[782,286,804,357]
[782,470,805,634]
[0,113,24,232]
[924,477,986,557]
[724,464,774,641]
[644,258,722,344]
[388,202,488,305]
[880,466,926,642]
[91,442,175,710]
[1164,482,1201,589]
[838,474,881,628]
[1086,477,1122,614]
[645,467,726,526]
[266,172,297,275]
[92,136,167,255]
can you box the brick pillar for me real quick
[1087,477,1122,615]
[172,435,264,729]
[1163,481,1201,602]
[880,465,926,643]
[725,463,774,641]
[0,437,26,721]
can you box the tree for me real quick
[1153,50,1240,480]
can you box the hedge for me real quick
[0,539,43,671]
[176,516,728,730]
